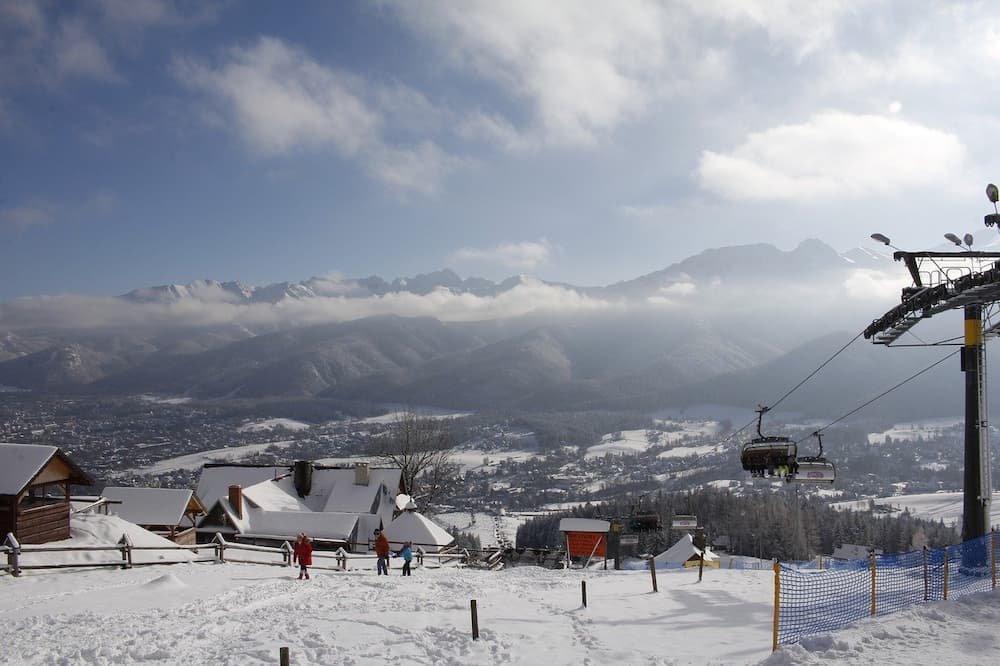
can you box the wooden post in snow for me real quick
[470,599,480,640]
[279,646,289,666]
[648,555,658,593]
[581,580,588,608]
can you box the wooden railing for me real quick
[3,531,503,578]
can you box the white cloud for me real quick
[174,37,456,194]
[173,38,378,157]
[53,17,119,82]
[450,240,553,271]
[681,0,860,57]
[698,111,968,202]
[387,0,679,147]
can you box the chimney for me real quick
[354,462,370,486]
[228,485,243,520]
[293,461,313,498]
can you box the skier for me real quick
[293,532,313,580]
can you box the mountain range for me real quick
[1,238,978,420]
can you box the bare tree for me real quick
[375,411,458,511]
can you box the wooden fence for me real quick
[3,532,505,577]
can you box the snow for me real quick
[236,418,311,433]
[867,417,964,444]
[102,486,194,526]
[130,442,296,475]
[3,527,994,665]
[831,491,1000,528]
[585,422,719,459]
[0,442,58,494]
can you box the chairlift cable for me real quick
[794,348,960,443]
[717,329,866,446]
[766,331,867,414]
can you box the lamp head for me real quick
[988,184,999,204]
[870,233,891,246]
[944,233,962,247]
[964,233,974,248]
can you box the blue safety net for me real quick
[776,534,997,646]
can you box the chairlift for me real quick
[790,432,836,484]
[740,406,796,480]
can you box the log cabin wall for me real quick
[16,501,70,544]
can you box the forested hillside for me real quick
[516,488,959,561]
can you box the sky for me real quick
[4,1,1000,302]
[1,511,997,665]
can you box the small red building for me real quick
[1,443,94,544]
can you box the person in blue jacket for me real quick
[395,541,413,576]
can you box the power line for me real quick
[794,348,961,444]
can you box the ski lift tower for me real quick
[864,185,1000,553]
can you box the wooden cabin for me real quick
[1,443,94,544]
[101,487,207,545]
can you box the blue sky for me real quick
[3,0,1000,302]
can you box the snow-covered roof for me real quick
[0,442,92,495]
[558,518,610,533]
[101,487,198,527]
[0,443,57,495]
[384,511,455,551]
[248,510,359,542]
[195,465,286,507]
[653,533,720,565]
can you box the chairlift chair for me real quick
[790,432,836,484]
[740,406,797,480]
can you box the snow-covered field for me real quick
[832,491,1000,527]
[127,440,296,475]
[867,418,964,444]
[2,513,998,664]
[584,421,719,459]
[236,418,312,433]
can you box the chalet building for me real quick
[195,461,404,551]
[1,443,94,544]
[101,487,207,545]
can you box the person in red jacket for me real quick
[293,533,313,580]
[374,529,390,575]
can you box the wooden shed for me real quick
[101,487,207,545]
[1,443,94,544]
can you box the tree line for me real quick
[516,487,959,561]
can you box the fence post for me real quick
[213,532,226,563]
[118,533,133,570]
[281,541,293,567]
[335,547,347,571]
[5,533,21,578]
[470,599,479,640]
[772,559,781,652]
[647,556,658,593]
[581,580,587,608]
[869,551,877,617]
[279,646,289,666]
[943,547,949,601]
[922,545,929,602]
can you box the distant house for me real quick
[652,533,721,568]
[101,487,207,545]
[195,461,404,551]
[0,443,94,544]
